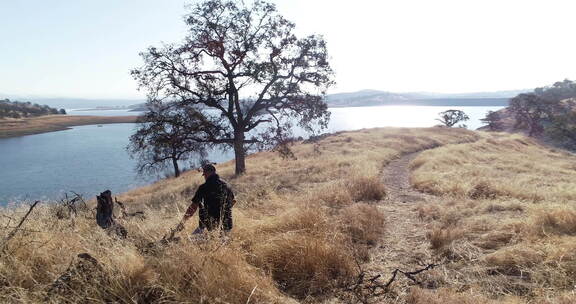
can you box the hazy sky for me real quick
[1,0,575,99]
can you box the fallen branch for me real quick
[346,262,441,301]
[1,200,40,253]
[115,198,145,219]
[70,191,88,210]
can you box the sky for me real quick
[1,0,575,99]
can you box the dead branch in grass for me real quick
[0,200,40,253]
[115,197,145,219]
[346,262,441,303]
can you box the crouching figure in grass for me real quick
[175,164,236,237]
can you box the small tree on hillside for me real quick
[127,101,211,177]
[508,93,553,137]
[436,109,469,127]
[546,111,576,149]
[480,110,503,131]
[132,0,334,175]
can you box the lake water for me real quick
[0,106,502,204]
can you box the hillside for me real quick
[1,127,575,303]
[0,99,66,119]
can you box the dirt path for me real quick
[381,152,434,204]
[364,151,438,297]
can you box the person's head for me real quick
[201,164,216,180]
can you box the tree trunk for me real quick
[96,190,115,229]
[96,190,127,238]
[233,131,246,175]
[172,157,180,177]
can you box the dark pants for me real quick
[200,208,232,231]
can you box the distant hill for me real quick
[0,99,66,119]
[0,94,145,109]
[1,89,527,110]
[34,98,145,109]
[325,89,523,107]
[326,90,410,107]
[402,89,530,99]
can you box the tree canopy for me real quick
[127,101,210,178]
[507,79,576,138]
[132,0,334,175]
[480,110,503,131]
[436,109,469,128]
[499,79,576,149]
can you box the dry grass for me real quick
[407,287,524,304]
[409,131,576,302]
[0,127,480,303]
[0,115,138,138]
[412,134,576,202]
[346,176,387,202]
[9,127,576,302]
[339,203,386,245]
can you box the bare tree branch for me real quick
[1,200,40,253]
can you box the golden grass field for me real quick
[1,127,575,303]
[0,115,138,138]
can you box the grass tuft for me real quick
[346,175,386,202]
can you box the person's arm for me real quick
[175,202,199,231]
[227,184,236,207]
[175,186,203,231]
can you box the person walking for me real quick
[174,164,235,236]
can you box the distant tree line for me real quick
[0,99,66,119]
[484,79,576,148]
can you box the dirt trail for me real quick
[382,152,434,204]
[364,151,438,295]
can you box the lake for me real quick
[0,106,502,204]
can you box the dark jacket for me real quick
[187,174,234,231]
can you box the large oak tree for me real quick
[132,0,334,175]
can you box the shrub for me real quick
[252,234,357,299]
[156,241,284,303]
[312,183,353,209]
[484,246,544,272]
[339,203,386,245]
[531,209,576,237]
[346,176,386,202]
[407,287,508,304]
[468,181,501,200]
[428,227,464,251]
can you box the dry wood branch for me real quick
[115,197,145,219]
[1,200,40,253]
[346,263,440,302]
[55,192,87,220]
[70,191,88,210]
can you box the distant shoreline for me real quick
[0,115,139,139]
[326,98,509,108]
[327,103,506,108]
